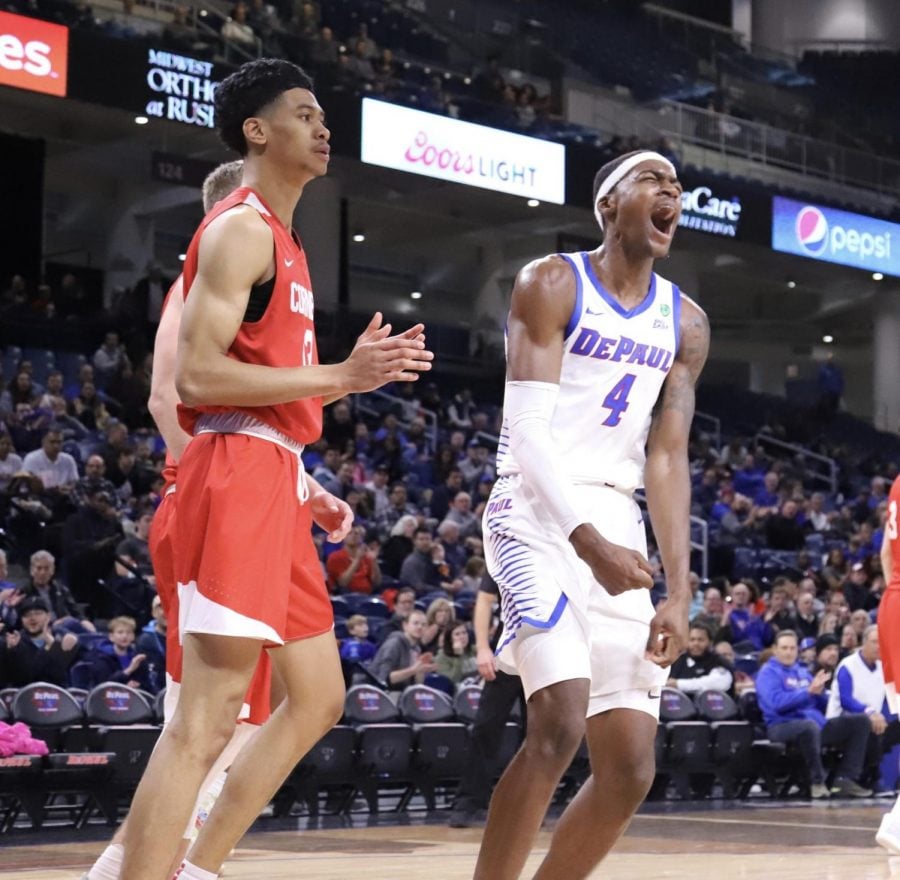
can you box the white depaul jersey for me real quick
[496,251,681,493]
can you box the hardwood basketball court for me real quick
[3,803,900,879]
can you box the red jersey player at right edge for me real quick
[476,150,709,880]
[876,476,900,853]
[120,59,433,880]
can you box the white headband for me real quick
[596,151,676,230]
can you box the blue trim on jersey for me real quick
[495,592,570,654]
[580,252,657,319]
[672,284,682,355]
[559,254,584,341]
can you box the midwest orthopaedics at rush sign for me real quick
[772,195,900,277]
[0,11,68,97]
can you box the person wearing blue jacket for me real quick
[756,629,872,799]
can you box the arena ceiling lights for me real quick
[360,97,566,205]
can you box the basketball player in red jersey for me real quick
[85,161,282,880]
[121,59,433,880]
[877,476,900,852]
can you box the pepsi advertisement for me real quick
[772,196,900,277]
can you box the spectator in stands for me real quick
[117,505,154,572]
[322,398,355,451]
[765,498,809,551]
[308,24,338,67]
[0,431,23,492]
[429,467,464,524]
[807,492,832,532]
[718,437,747,469]
[86,615,157,692]
[656,135,680,169]
[754,471,781,511]
[107,445,154,504]
[436,519,468,579]
[732,453,766,497]
[377,482,419,539]
[93,331,130,388]
[0,273,27,311]
[222,3,259,51]
[2,596,81,687]
[378,586,417,644]
[346,38,375,82]
[799,636,817,669]
[823,547,849,590]
[339,614,377,665]
[370,608,436,690]
[16,549,90,631]
[46,394,89,442]
[435,621,477,684]
[326,524,381,594]
[794,590,821,641]
[762,582,796,633]
[136,594,167,675]
[37,370,65,408]
[813,633,841,677]
[364,462,391,520]
[459,438,495,492]
[373,48,398,91]
[311,445,341,495]
[460,556,486,594]
[441,491,480,539]
[844,562,878,612]
[4,473,53,560]
[246,0,279,41]
[353,20,377,59]
[849,608,871,643]
[446,388,474,431]
[70,380,111,432]
[826,589,852,630]
[399,527,445,593]
[72,454,119,509]
[6,369,40,413]
[691,585,725,640]
[162,5,209,56]
[719,580,773,650]
[757,629,871,798]
[666,623,733,695]
[827,626,897,781]
[421,597,455,655]
[380,514,417,579]
[62,486,123,613]
[840,626,859,654]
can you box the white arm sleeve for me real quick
[505,380,586,539]
[674,666,734,694]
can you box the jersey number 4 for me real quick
[602,374,637,427]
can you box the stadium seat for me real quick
[84,684,160,798]
[278,724,358,817]
[453,683,482,723]
[12,682,84,751]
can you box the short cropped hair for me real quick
[201,160,243,212]
[108,615,137,634]
[215,58,314,155]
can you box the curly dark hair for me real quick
[215,58,314,156]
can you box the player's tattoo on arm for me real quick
[649,304,709,435]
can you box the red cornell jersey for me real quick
[159,276,182,492]
[887,477,900,591]
[177,186,323,445]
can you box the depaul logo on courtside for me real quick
[795,206,829,255]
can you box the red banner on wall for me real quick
[0,11,68,97]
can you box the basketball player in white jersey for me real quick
[474,150,709,880]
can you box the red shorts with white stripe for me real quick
[174,430,333,645]
[879,588,900,714]
[149,477,275,725]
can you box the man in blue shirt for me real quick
[757,629,872,798]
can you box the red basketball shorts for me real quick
[175,430,333,645]
[879,588,900,714]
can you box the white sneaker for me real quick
[876,813,900,854]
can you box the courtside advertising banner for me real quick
[0,11,68,97]
[772,196,900,277]
[361,97,566,204]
